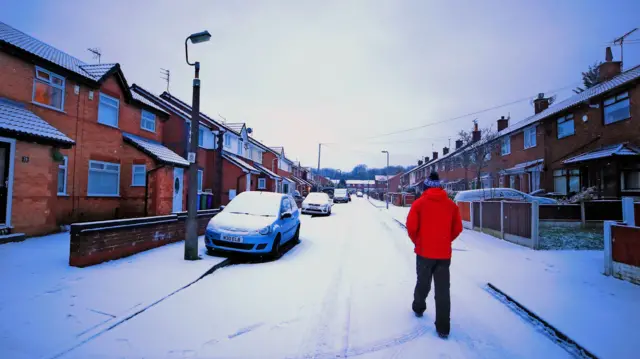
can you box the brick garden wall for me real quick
[69,209,219,267]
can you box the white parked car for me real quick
[454,188,559,204]
[356,191,363,198]
[301,192,333,215]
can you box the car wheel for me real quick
[270,234,282,259]
[328,208,332,215]
[293,225,301,243]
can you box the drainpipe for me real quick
[144,164,166,217]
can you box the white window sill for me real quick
[87,194,120,198]
[131,184,145,187]
[524,145,536,150]
[57,193,69,197]
[141,127,156,134]
[501,152,510,156]
[32,101,65,113]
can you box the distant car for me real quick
[333,188,349,203]
[292,190,304,208]
[454,188,559,204]
[205,191,300,258]
[356,191,363,198]
[301,192,333,215]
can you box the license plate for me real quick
[222,235,243,243]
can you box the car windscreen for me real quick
[305,193,328,202]
[334,189,347,196]
[224,193,281,217]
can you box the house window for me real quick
[132,164,146,186]
[604,92,630,125]
[258,178,267,189]
[553,169,580,195]
[197,169,203,192]
[283,183,289,193]
[224,134,231,147]
[98,93,119,128]
[57,156,68,195]
[501,136,511,155]
[237,140,243,155]
[198,127,205,147]
[33,67,65,110]
[524,126,536,149]
[557,114,574,139]
[88,160,120,196]
[621,166,640,191]
[248,146,253,160]
[141,110,156,132]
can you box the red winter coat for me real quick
[406,188,463,259]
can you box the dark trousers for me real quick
[412,255,451,334]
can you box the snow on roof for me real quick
[346,180,375,185]
[502,158,544,174]
[0,21,117,81]
[131,85,192,122]
[563,143,640,164]
[252,162,281,180]
[225,123,245,132]
[0,98,74,146]
[130,88,169,116]
[499,65,640,138]
[375,175,390,182]
[122,133,188,167]
[223,152,259,174]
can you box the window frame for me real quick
[557,114,575,139]
[57,156,68,196]
[197,169,203,193]
[621,168,640,192]
[501,136,511,156]
[224,134,231,148]
[32,66,65,111]
[140,109,156,133]
[603,91,630,125]
[131,164,146,187]
[524,126,537,149]
[87,160,121,197]
[98,93,120,128]
[198,127,205,147]
[258,177,267,189]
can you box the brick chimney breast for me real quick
[598,47,622,82]
[472,123,481,143]
[497,115,509,131]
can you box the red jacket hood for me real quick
[422,188,448,201]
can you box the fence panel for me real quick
[611,225,640,267]
[503,202,532,238]
[472,202,481,228]
[585,201,622,221]
[458,201,471,222]
[482,202,502,232]
[539,204,580,221]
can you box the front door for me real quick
[173,168,184,213]
[0,142,9,224]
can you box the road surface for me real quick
[63,197,569,358]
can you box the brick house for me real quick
[403,48,640,199]
[0,21,188,237]
[132,87,284,205]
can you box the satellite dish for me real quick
[247,128,253,134]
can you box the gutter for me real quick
[144,164,166,216]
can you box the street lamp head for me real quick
[381,150,388,154]
[188,30,212,44]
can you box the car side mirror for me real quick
[281,212,292,219]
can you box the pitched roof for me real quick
[563,143,640,164]
[0,21,117,82]
[122,133,188,167]
[222,151,259,174]
[131,85,192,121]
[0,98,74,146]
[252,162,281,179]
[270,146,284,154]
[499,65,640,138]
[225,123,245,133]
[130,88,169,116]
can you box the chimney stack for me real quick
[424,156,430,163]
[443,147,449,155]
[598,47,622,82]
[432,151,438,160]
[455,139,463,149]
[533,93,550,114]
[497,115,509,131]
[472,122,481,143]
[418,159,423,166]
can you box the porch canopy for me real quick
[252,162,281,180]
[0,98,74,148]
[502,158,543,175]
[563,143,640,164]
[123,133,188,167]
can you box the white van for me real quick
[333,188,349,203]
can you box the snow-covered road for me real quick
[61,198,569,359]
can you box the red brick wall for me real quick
[69,209,219,267]
[222,159,246,204]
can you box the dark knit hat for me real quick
[423,172,441,189]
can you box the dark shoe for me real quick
[437,332,449,339]
[413,310,424,318]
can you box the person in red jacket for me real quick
[406,172,462,338]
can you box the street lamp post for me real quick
[382,150,389,209]
[184,30,211,261]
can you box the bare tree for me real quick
[457,127,501,189]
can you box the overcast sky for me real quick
[4,0,640,170]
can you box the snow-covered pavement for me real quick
[57,198,569,358]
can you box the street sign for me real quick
[188,152,196,163]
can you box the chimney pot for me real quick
[432,151,438,160]
[443,147,449,155]
[455,139,463,149]
[497,115,509,131]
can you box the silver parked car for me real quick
[453,188,559,204]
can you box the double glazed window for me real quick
[88,160,120,196]
[557,114,574,139]
[501,136,511,155]
[132,164,146,186]
[57,156,68,195]
[224,134,231,147]
[524,126,537,149]
[604,92,630,125]
[33,67,65,110]
[197,170,203,192]
[141,110,156,132]
[621,165,640,191]
[98,93,119,128]
[553,169,580,195]
[258,178,267,189]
